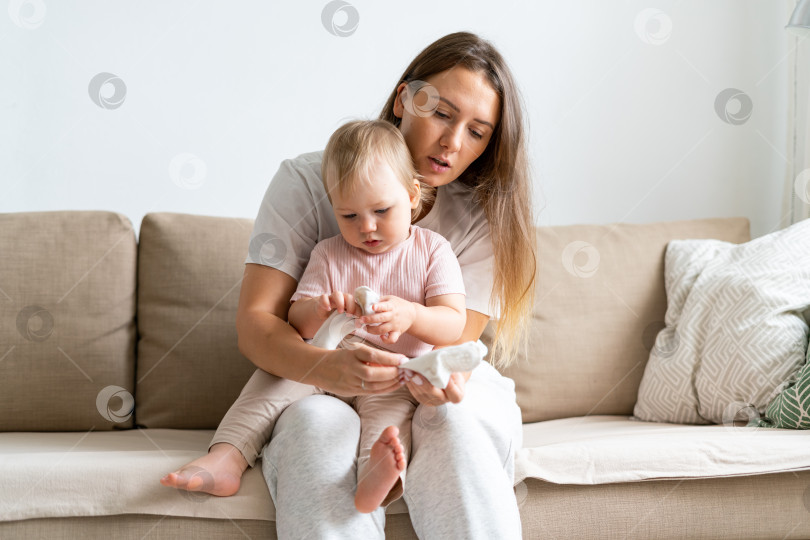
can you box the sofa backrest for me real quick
[134,213,256,429]
[0,210,751,431]
[0,211,137,431]
[487,217,751,423]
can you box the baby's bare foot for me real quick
[355,425,406,513]
[160,442,248,497]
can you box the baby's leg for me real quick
[354,387,419,513]
[355,426,406,513]
[161,369,319,496]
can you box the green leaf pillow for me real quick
[750,336,810,429]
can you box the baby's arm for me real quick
[362,293,466,346]
[289,292,361,339]
[408,293,466,345]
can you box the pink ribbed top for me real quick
[291,225,465,357]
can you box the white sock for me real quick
[400,341,487,388]
[309,286,381,350]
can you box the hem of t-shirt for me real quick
[463,299,494,319]
[425,289,466,300]
[244,256,303,283]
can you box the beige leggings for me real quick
[211,368,418,505]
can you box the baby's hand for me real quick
[360,295,415,344]
[316,291,361,319]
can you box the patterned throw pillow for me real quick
[750,336,810,429]
[633,219,810,425]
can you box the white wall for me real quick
[1,0,797,239]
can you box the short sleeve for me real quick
[290,242,331,302]
[455,233,496,318]
[424,234,466,300]
[244,152,340,282]
[416,181,498,318]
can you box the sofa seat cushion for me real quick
[0,430,272,523]
[7,418,806,523]
[0,429,409,523]
[516,415,810,485]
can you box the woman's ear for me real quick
[410,179,421,209]
[393,82,408,119]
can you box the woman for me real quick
[162,31,536,539]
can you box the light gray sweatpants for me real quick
[211,369,418,506]
[261,362,523,540]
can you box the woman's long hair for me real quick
[380,31,537,369]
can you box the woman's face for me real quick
[393,67,501,188]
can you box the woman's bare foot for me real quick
[160,442,249,497]
[355,426,406,513]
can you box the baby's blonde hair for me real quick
[322,120,424,220]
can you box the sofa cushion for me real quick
[0,516,279,540]
[135,213,259,429]
[633,218,810,425]
[4,420,804,527]
[516,472,810,540]
[0,514,418,540]
[491,217,750,423]
[0,430,272,522]
[515,415,810,485]
[0,211,137,431]
[0,429,409,523]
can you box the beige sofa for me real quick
[2,210,809,539]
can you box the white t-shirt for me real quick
[245,150,496,317]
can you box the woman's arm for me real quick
[236,263,404,394]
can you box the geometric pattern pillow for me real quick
[750,338,810,429]
[634,218,810,425]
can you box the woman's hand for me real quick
[405,371,468,406]
[360,295,416,344]
[315,342,406,397]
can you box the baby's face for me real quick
[328,159,419,254]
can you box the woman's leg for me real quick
[404,363,523,540]
[262,394,386,540]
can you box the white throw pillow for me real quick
[633,218,810,425]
